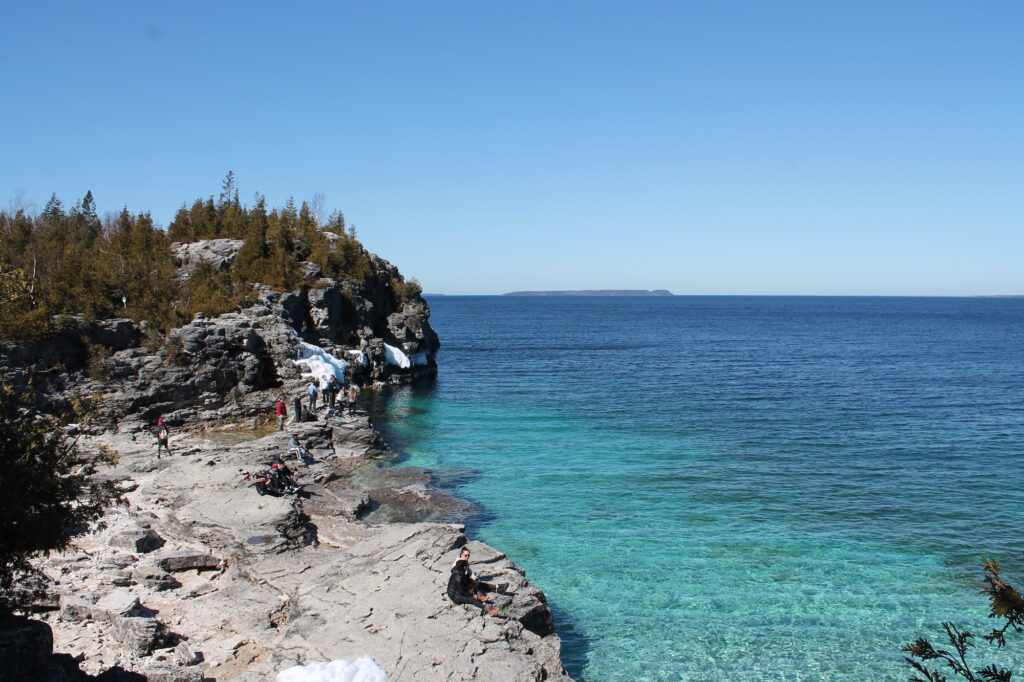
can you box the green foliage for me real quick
[0,177,410,343]
[0,384,117,612]
[903,560,1022,682]
[391,277,423,307]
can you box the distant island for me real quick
[504,289,674,296]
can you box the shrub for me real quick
[0,384,116,612]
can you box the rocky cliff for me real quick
[1,237,440,432]
[1,239,571,681]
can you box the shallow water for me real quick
[371,296,1024,681]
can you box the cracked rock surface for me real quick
[36,413,571,681]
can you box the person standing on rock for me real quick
[327,374,340,411]
[321,375,334,411]
[292,395,302,424]
[346,384,358,415]
[307,380,319,412]
[275,395,288,431]
[155,419,171,458]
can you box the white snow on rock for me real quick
[411,351,429,366]
[276,656,389,682]
[294,341,349,381]
[384,344,410,369]
[346,349,368,367]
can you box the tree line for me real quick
[0,174,401,342]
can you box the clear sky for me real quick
[2,1,1021,295]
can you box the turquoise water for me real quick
[370,296,1024,681]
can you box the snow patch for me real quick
[293,341,348,381]
[276,656,388,682]
[346,349,368,367]
[384,344,410,369]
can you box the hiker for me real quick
[292,395,302,424]
[307,380,319,412]
[327,374,340,410]
[346,384,358,414]
[447,556,499,616]
[154,419,171,458]
[275,395,288,431]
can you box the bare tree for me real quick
[310,192,327,228]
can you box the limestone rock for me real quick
[173,640,201,666]
[132,566,181,592]
[111,528,165,554]
[110,616,165,656]
[92,590,142,623]
[142,663,203,682]
[157,553,222,573]
[59,595,95,623]
[171,239,245,278]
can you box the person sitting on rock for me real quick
[447,548,508,616]
[268,462,299,494]
[287,435,309,464]
[453,547,510,596]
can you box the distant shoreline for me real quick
[503,289,674,296]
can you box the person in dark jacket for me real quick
[447,559,498,615]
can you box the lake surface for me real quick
[370,296,1024,681]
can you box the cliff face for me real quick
[3,238,573,680]
[0,238,440,431]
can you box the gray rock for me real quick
[173,640,201,666]
[132,566,181,592]
[143,663,203,682]
[171,239,245,278]
[111,528,165,554]
[91,590,142,622]
[59,595,94,623]
[157,553,222,573]
[110,616,165,656]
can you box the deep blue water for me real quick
[371,296,1024,681]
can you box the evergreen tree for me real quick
[0,385,116,611]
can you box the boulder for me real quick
[157,553,222,573]
[171,239,245,278]
[132,566,181,592]
[91,590,142,622]
[111,528,165,554]
[59,595,95,623]
[173,640,202,666]
[110,616,165,656]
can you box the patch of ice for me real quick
[276,656,388,682]
[411,351,429,366]
[384,344,410,369]
[293,341,348,381]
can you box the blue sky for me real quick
[2,1,1021,295]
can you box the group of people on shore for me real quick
[274,373,359,430]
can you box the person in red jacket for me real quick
[275,395,288,431]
